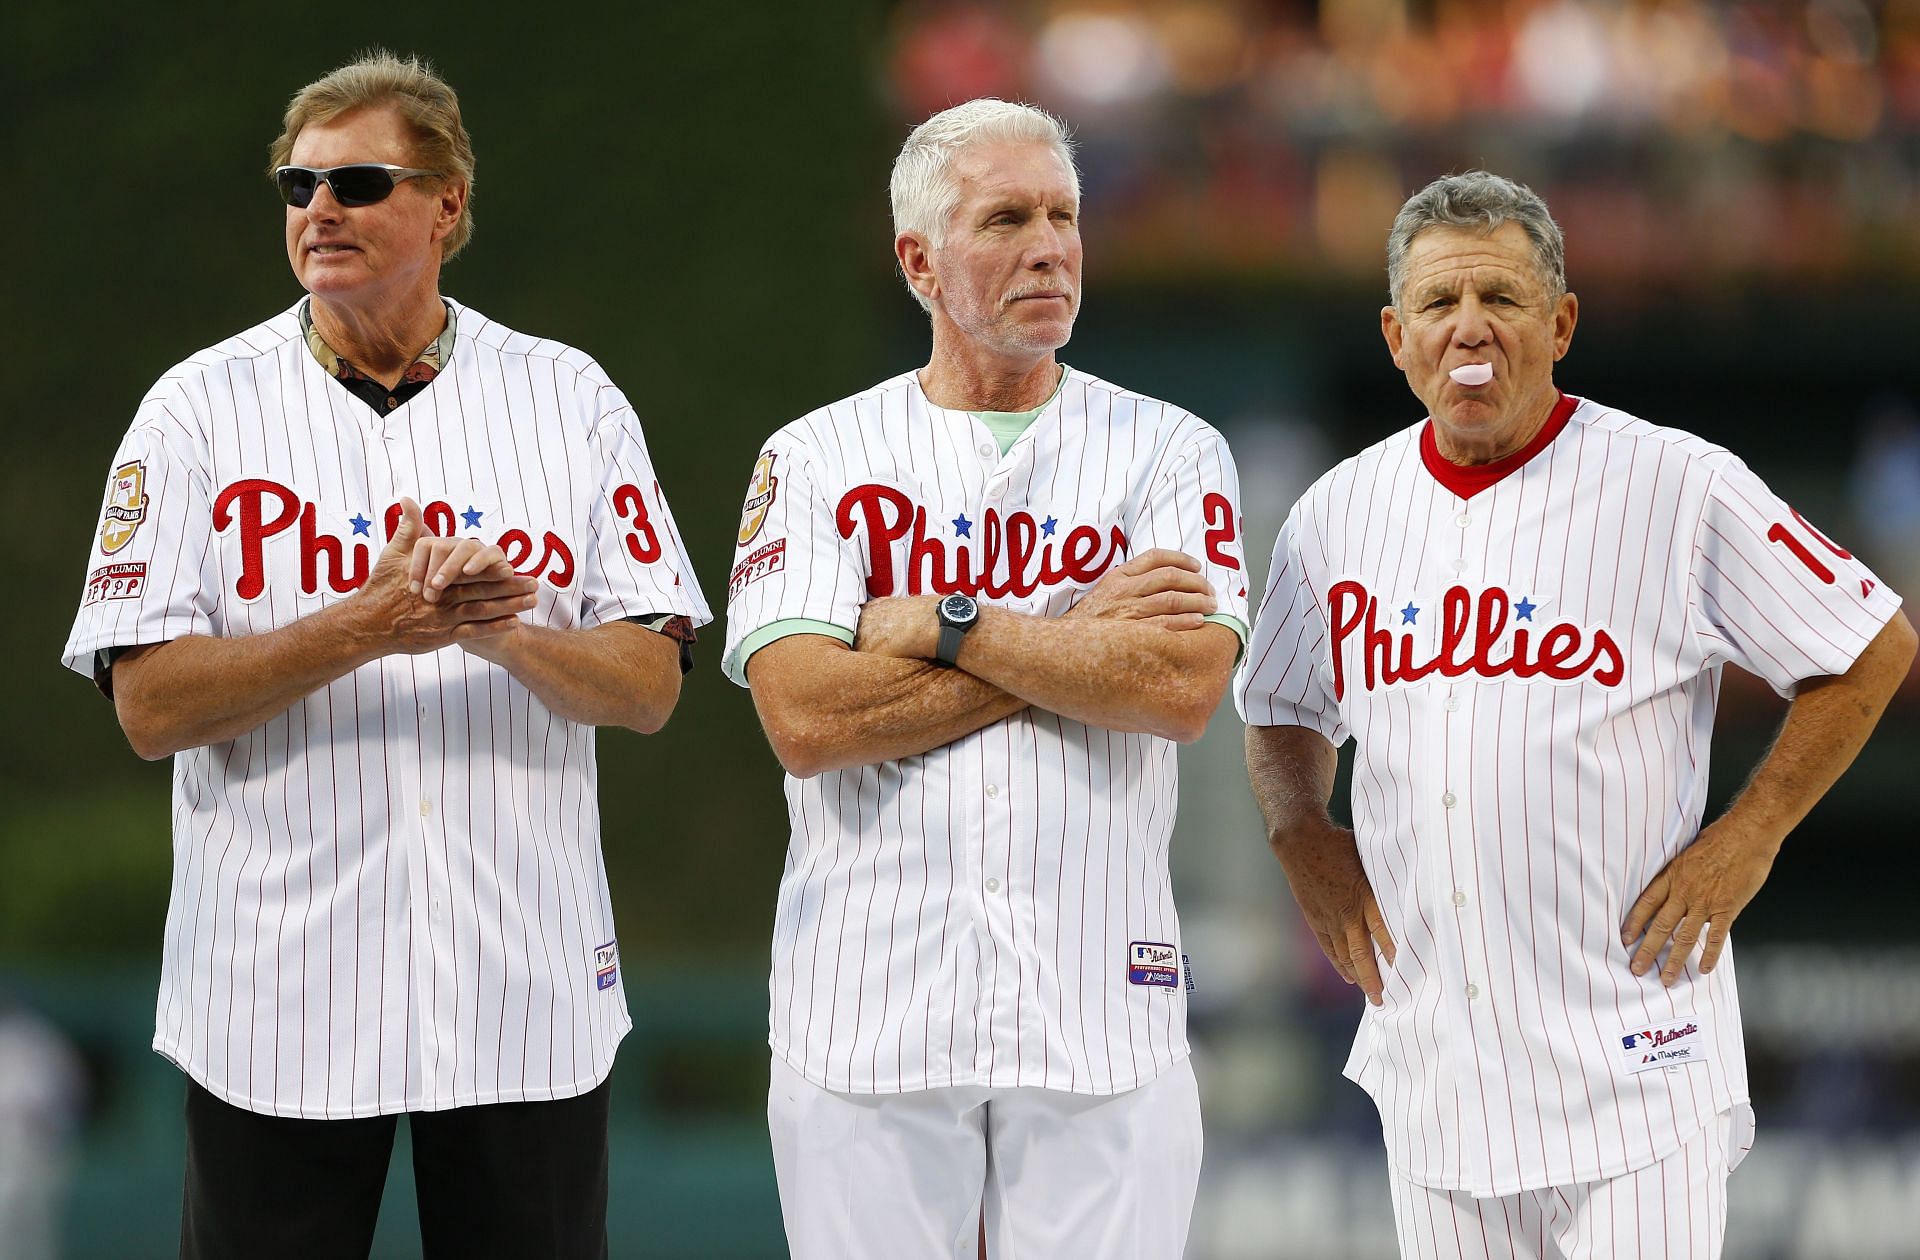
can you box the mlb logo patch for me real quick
[594,941,618,991]
[1128,941,1179,988]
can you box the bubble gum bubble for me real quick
[1450,363,1494,387]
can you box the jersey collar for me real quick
[1419,391,1579,501]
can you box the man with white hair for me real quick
[724,98,1249,1258]
[1237,170,1915,1258]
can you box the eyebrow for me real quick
[1413,276,1526,304]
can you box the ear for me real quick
[896,232,939,305]
[430,179,468,246]
[1381,305,1406,370]
[1551,291,1578,361]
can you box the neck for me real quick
[308,284,447,389]
[919,333,1061,412]
[1431,385,1559,466]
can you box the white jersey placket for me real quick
[1432,487,1498,1191]
[958,410,1020,1081]
[364,382,438,1104]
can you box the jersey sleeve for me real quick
[61,405,220,680]
[579,389,713,633]
[1688,457,1903,696]
[1234,501,1350,743]
[1127,423,1252,647]
[721,433,866,688]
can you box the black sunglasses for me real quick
[274,163,441,209]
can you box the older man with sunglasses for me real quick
[59,51,709,1260]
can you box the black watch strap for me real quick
[935,623,968,668]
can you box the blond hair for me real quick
[269,50,477,259]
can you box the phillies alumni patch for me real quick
[1128,942,1180,987]
[84,562,148,604]
[730,538,786,599]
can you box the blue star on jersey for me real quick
[1401,602,1420,625]
[952,513,973,539]
[1515,596,1537,621]
[461,505,484,529]
[349,513,372,537]
[1041,516,1058,537]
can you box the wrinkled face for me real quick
[284,104,461,306]
[923,141,1082,357]
[1382,222,1577,448]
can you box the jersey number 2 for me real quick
[1202,492,1242,570]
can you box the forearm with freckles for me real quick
[748,635,1026,777]
[952,609,1240,742]
[111,601,385,760]
[1245,723,1340,848]
[468,620,684,732]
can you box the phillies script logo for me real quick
[836,483,1127,597]
[210,479,664,602]
[1327,580,1625,700]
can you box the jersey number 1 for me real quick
[1766,508,1850,584]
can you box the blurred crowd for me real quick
[886,0,1920,291]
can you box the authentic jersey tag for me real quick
[1617,1016,1712,1075]
[594,941,619,991]
[1183,953,1196,994]
[1129,941,1179,988]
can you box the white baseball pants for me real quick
[768,1054,1202,1259]
[1388,1107,1753,1260]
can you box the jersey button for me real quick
[978,442,995,459]
[985,784,999,798]
[1455,513,1471,528]
[1441,791,1457,808]
[1451,890,1468,907]
[387,396,399,410]
[985,878,1001,894]
[419,798,433,817]
[1450,557,1468,574]
[1465,983,1480,1000]
[1444,695,1460,713]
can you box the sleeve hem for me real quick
[723,617,856,688]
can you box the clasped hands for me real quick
[853,547,1219,659]
[354,496,539,657]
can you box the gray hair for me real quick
[1386,171,1565,308]
[889,98,1080,311]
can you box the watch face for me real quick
[940,593,978,624]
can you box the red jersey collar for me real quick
[1419,392,1579,501]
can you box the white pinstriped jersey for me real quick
[61,299,711,1119]
[1235,394,1901,1196]
[723,368,1249,1096]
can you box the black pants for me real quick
[179,1077,611,1260]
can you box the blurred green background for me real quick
[4,1,1919,1257]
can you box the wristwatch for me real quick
[934,593,980,667]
